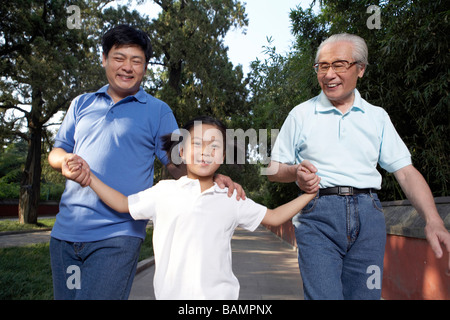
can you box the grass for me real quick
[0,218,153,300]
[0,243,54,300]
[0,218,55,233]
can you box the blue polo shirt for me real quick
[51,85,178,242]
[271,89,412,189]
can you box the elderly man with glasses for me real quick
[267,33,450,300]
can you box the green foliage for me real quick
[0,140,26,183]
[373,0,449,198]
[145,0,249,125]
[0,141,24,199]
[248,39,319,131]
[0,140,65,200]
[0,182,20,200]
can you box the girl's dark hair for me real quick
[162,116,238,166]
[102,24,152,63]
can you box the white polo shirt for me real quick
[128,176,267,300]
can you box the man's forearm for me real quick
[48,148,91,186]
[267,160,321,194]
[48,147,69,172]
[394,165,442,224]
[266,161,299,183]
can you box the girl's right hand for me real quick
[296,160,320,194]
[62,154,91,187]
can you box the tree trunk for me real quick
[168,60,183,96]
[18,122,42,225]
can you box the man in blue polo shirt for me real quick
[48,25,243,300]
[268,33,450,299]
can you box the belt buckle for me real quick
[338,186,353,195]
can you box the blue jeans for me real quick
[292,192,386,300]
[50,236,142,300]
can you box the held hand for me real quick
[61,154,91,187]
[214,173,246,200]
[425,221,450,276]
[296,160,320,194]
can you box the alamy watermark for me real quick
[66,4,382,31]
[168,122,280,176]
[366,265,381,290]
[66,263,381,291]
[66,5,81,30]
[366,5,381,30]
[66,265,81,290]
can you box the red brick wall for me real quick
[262,219,450,300]
[0,201,59,218]
[383,234,450,300]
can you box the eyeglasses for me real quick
[314,60,359,74]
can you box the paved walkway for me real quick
[0,225,305,300]
[129,226,304,300]
[0,230,52,248]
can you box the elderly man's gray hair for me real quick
[315,33,369,66]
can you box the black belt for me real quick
[319,186,374,196]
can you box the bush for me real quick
[0,181,20,200]
[0,181,64,201]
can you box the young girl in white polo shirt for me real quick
[68,116,316,300]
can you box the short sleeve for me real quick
[236,197,267,232]
[271,114,300,165]
[378,112,412,173]
[128,184,162,220]
[53,96,80,153]
[155,110,179,166]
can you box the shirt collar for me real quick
[95,85,147,104]
[176,176,198,188]
[316,89,365,114]
[176,176,228,194]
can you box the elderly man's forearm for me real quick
[267,161,298,182]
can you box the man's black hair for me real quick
[102,24,152,63]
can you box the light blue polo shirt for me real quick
[271,89,411,189]
[51,85,178,242]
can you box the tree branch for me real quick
[0,103,30,115]
[42,122,62,129]
[154,0,169,11]
[149,60,167,67]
